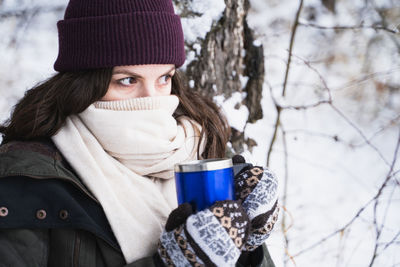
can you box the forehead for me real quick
[112,64,175,76]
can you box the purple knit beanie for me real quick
[54,0,185,72]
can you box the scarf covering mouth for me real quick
[52,95,204,263]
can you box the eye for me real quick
[118,77,137,86]
[159,74,172,85]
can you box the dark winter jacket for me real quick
[0,139,275,267]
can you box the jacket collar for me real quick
[0,139,98,203]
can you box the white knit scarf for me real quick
[52,95,203,263]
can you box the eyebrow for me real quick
[112,66,176,78]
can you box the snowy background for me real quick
[1,0,399,266]
[246,1,399,266]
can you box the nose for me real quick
[141,81,157,97]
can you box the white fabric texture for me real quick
[159,229,192,266]
[186,209,240,267]
[242,169,278,220]
[52,95,203,263]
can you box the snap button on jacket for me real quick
[59,210,69,220]
[36,210,47,220]
[0,207,8,217]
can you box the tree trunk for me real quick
[174,0,265,154]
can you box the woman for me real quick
[0,0,279,266]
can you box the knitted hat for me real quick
[54,0,185,72]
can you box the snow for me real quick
[192,43,202,55]
[0,7,61,121]
[1,0,399,266]
[179,0,225,43]
[189,80,195,88]
[253,39,262,47]
[181,50,196,70]
[214,92,249,132]
[239,74,249,89]
[244,0,400,266]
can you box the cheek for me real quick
[101,84,132,101]
[100,85,116,101]
[166,84,172,95]
[161,84,172,96]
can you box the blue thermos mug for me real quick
[174,158,235,211]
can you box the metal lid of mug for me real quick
[175,158,233,172]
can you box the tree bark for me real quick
[175,0,265,154]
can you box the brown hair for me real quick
[0,69,230,159]
[172,72,230,158]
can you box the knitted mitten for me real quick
[158,200,250,267]
[233,155,279,251]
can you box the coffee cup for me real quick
[174,158,235,211]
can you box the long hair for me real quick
[172,71,230,158]
[0,69,230,159]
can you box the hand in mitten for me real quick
[158,200,250,267]
[232,155,279,251]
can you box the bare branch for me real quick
[284,246,297,266]
[285,129,351,146]
[266,105,281,167]
[291,54,332,100]
[381,230,400,252]
[282,0,304,97]
[8,7,39,48]
[266,0,304,167]
[298,22,399,34]
[379,184,397,236]
[371,1,400,53]
[0,5,65,20]
[371,197,382,267]
[261,2,400,264]
[292,196,375,258]
[352,115,400,148]
[277,100,331,110]
[1,5,65,47]
[332,68,400,92]
[292,128,400,260]
[368,128,400,266]
[330,104,391,167]
[280,125,290,266]
[284,52,396,180]
[276,60,399,180]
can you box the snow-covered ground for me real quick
[1,0,399,266]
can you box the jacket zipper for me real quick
[73,231,81,267]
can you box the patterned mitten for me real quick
[158,200,250,267]
[233,156,279,251]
